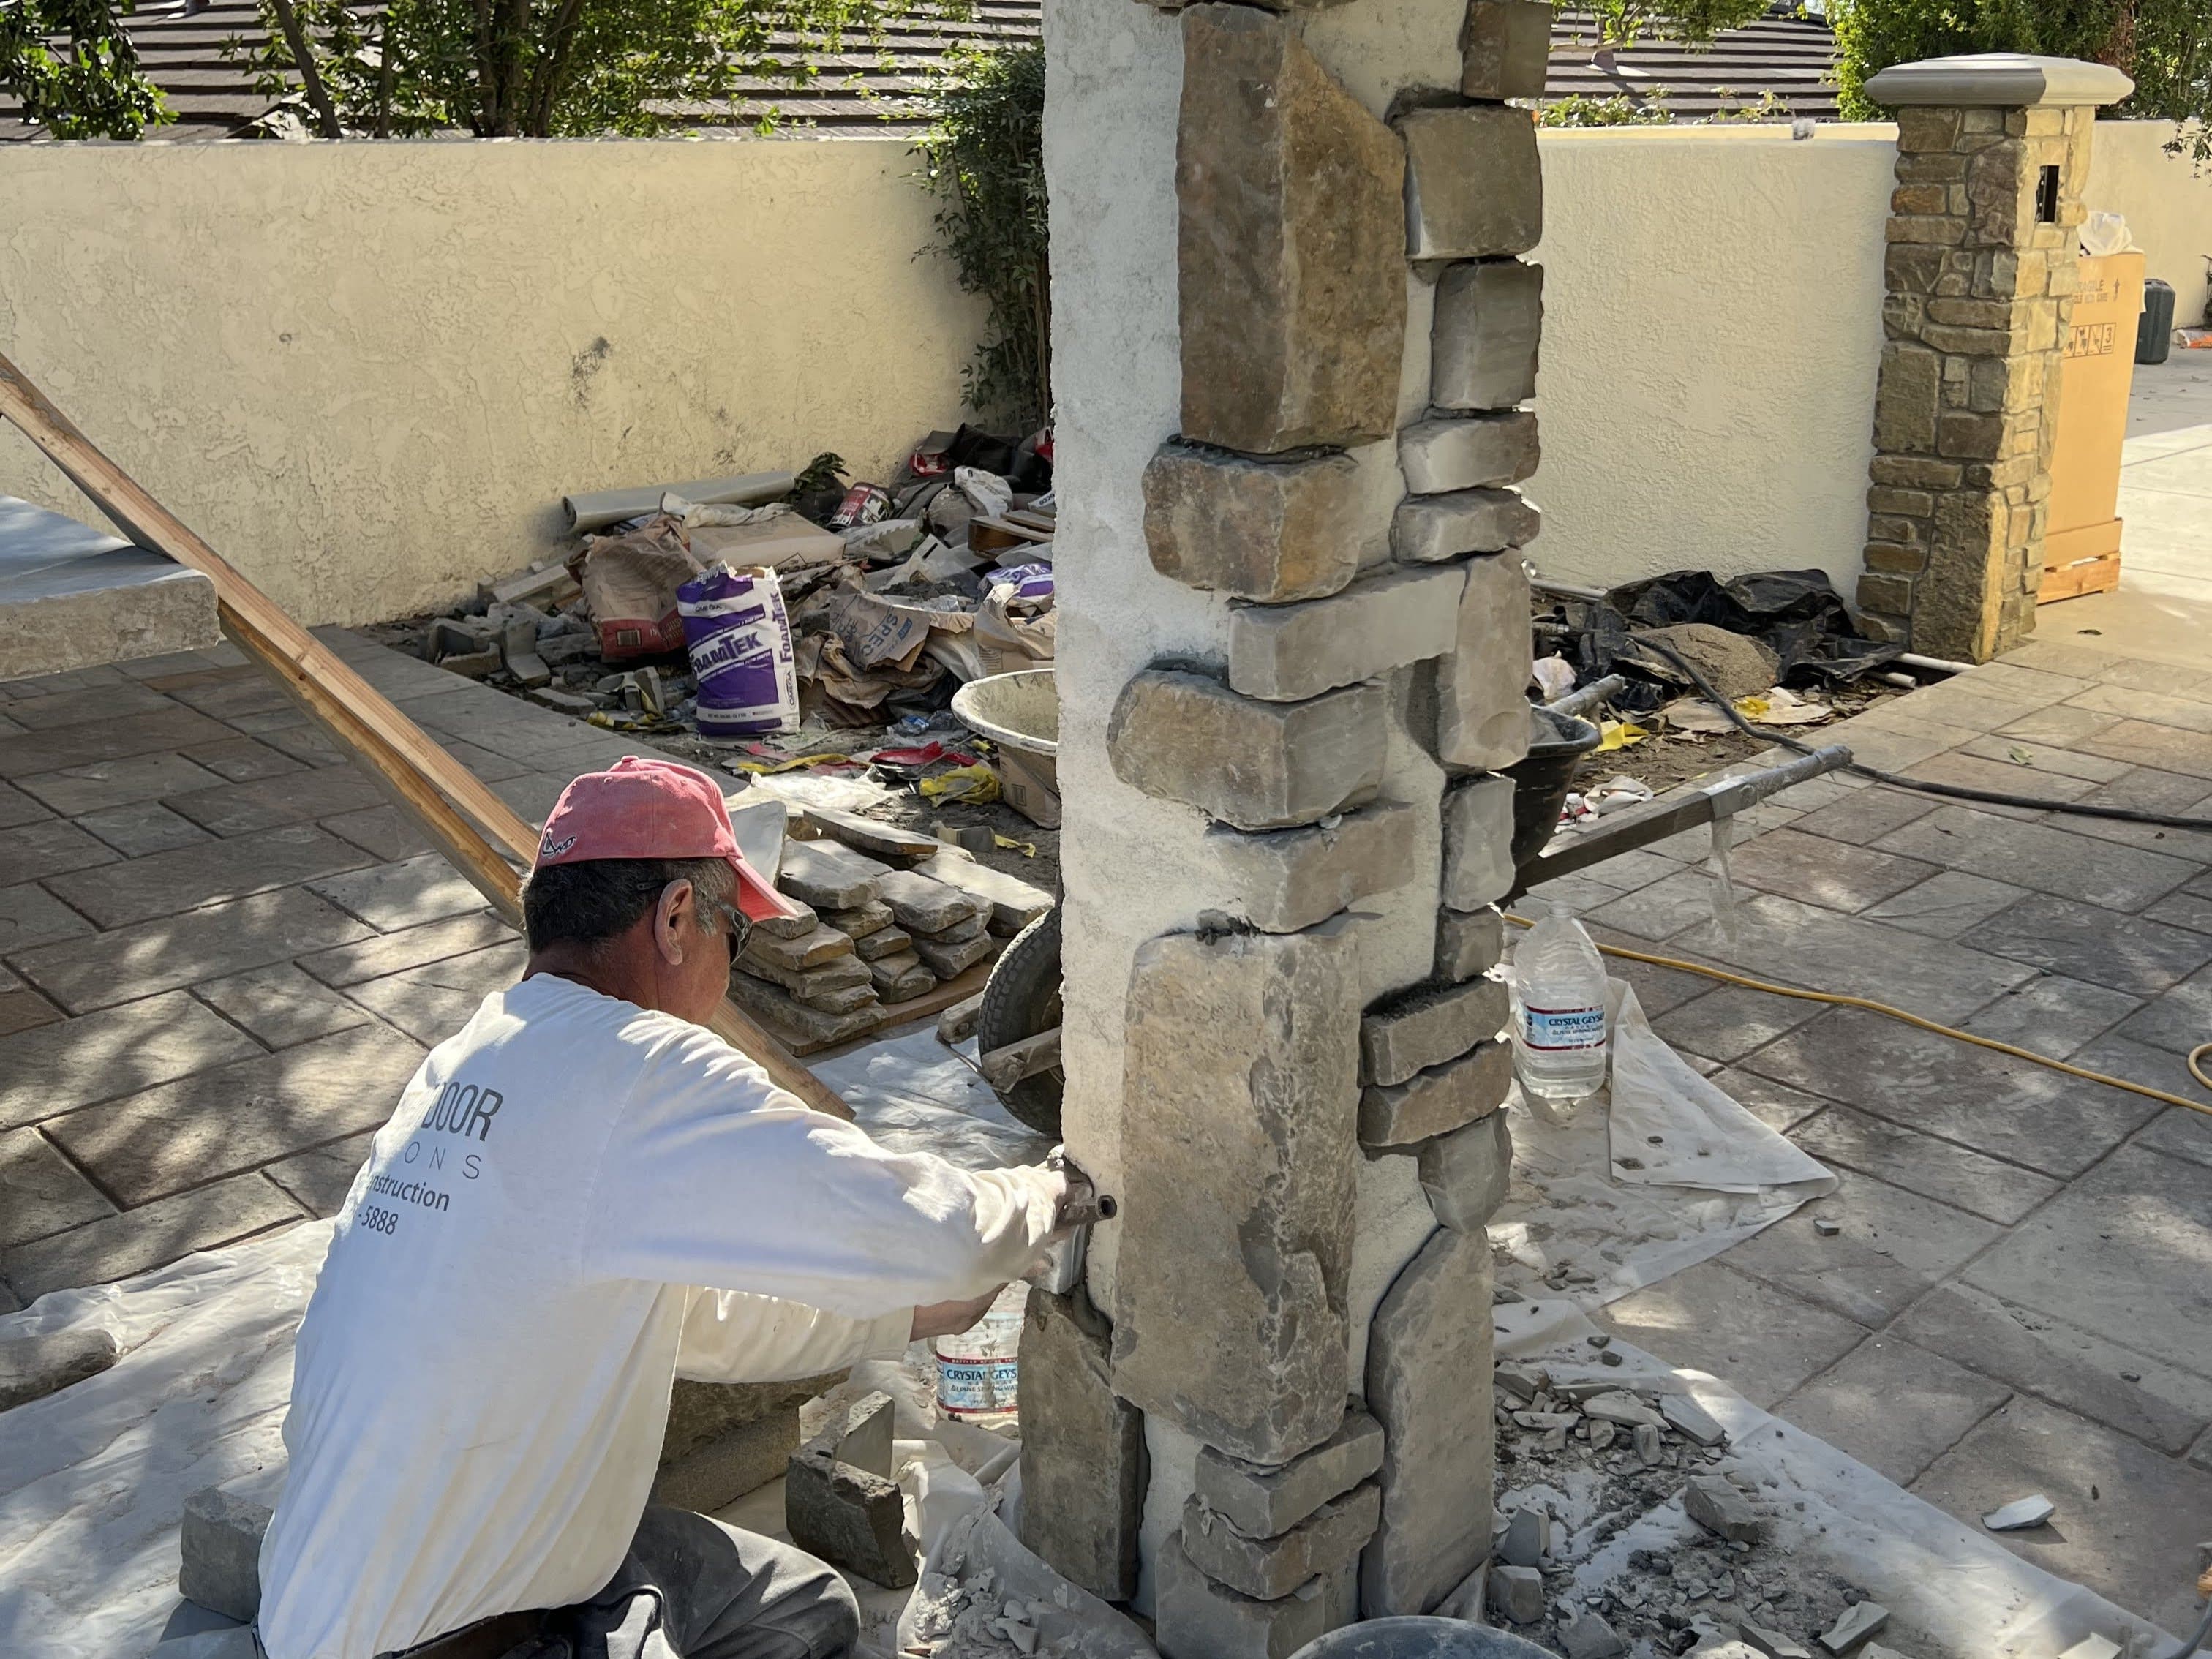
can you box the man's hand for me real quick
[911,1286,1005,1342]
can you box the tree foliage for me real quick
[0,0,169,137]
[1577,0,1774,53]
[1832,0,2211,159]
[914,42,1049,432]
[227,0,914,136]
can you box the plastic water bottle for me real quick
[1511,900,1611,1104]
[934,1282,1028,1429]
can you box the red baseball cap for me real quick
[535,756,805,924]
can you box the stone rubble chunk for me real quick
[854,924,914,962]
[1154,1536,1335,1659]
[1820,1601,1890,1653]
[1178,4,1407,452]
[1429,552,1535,772]
[655,1377,827,1513]
[868,950,938,1002]
[1432,261,1543,410]
[914,851,1053,936]
[786,1402,918,1588]
[751,895,819,940]
[1361,1039,1511,1151]
[1393,488,1541,564]
[1432,1559,1489,1621]
[1441,774,1517,908]
[1181,1482,1382,1600]
[1737,1621,1813,1659]
[742,923,854,974]
[1195,1407,1385,1540]
[1583,1391,1666,1429]
[1144,444,1368,604]
[776,839,888,911]
[1562,1609,1629,1659]
[1361,1225,1494,1616]
[1113,922,1358,1464]
[821,899,893,941]
[739,951,871,1002]
[1227,566,1465,703]
[1017,1287,1146,1602]
[1362,974,1511,1087]
[914,930,1001,979]
[1416,1105,1513,1230]
[1684,1474,1762,1543]
[1208,804,1418,934]
[1982,1493,2055,1530]
[1494,1361,1549,1404]
[1400,105,1543,261]
[1634,1422,1664,1467]
[1495,1502,1549,1567]
[1461,0,1555,99]
[179,1470,282,1622]
[0,1325,121,1411]
[872,868,982,934]
[1399,411,1540,496]
[1435,905,1506,982]
[1488,1562,1545,1625]
[1107,670,1387,832]
[1661,1391,1729,1447]
[915,910,991,945]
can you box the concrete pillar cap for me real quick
[1865,52,2134,108]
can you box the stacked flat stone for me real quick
[1012,0,1540,1651]
[1851,56,2131,661]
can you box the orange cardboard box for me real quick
[2041,250,2144,603]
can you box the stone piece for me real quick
[914,931,1000,979]
[1496,1503,1548,1566]
[1488,1563,1544,1624]
[1634,1423,1663,1466]
[1113,922,1358,1464]
[1182,1483,1381,1601]
[914,910,990,946]
[1432,261,1543,410]
[1684,1474,1761,1542]
[853,925,914,963]
[1194,1407,1385,1539]
[1461,0,1554,99]
[1737,1622,1813,1659]
[1435,906,1506,982]
[1363,975,1510,1087]
[1361,1224,1494,1616]
[1392,488,1540,563]
[786,1415,918,1589]
[1820,1602,1890,1652]
[871,868,982,934]
[1178,4,1407,452]
[867,951,936,1001]
[1441,774,1516,908]
[0,1325,121,1410]
[798,805,939,867]
[1399,412,1540,495]
[1982,1492,2055,1530]
[1018,1287,1146,1603]
[914,851,1053,935]
[180,1473,279,1622]
[726,973,879,1048]
[1660,1391,1728,1446]
[1154,1537,1333,1659]
[1417,1106,1513,1230]
[776,839,887,911]
[1400,105,1543,261]
[752,896,818,940]
[1227,567,1464,703]
[1107,671,1386,832]
[0,498,221,680]
[655,1377,827,1513]
[1429,552,1534,772]
[1208,804,1418,933]
[822,899,893,940]
[1634,622,1780,701]
[740,949,870,1000]
[1562,1611,1628,1659]
[1362,1039,1511,1150]
[1144,445,1367,604]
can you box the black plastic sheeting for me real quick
[1573,568,1901,712]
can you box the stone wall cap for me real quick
[1864,53,2134,108]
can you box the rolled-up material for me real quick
[562,470,792,535]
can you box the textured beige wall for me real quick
[0,137,986,625]
[2083,120,2212,330]
[1525,124,1899,596]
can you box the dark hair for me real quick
[521,857,738,955]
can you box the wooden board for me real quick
[0,350,853,1121]
[2037,518,2124,604]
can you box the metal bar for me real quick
[1545,673,1626,716]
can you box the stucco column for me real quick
[1852,53,2132,662]
[1019,0,1540,1649]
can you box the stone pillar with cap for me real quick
[1852,53,2134,662]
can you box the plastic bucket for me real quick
[951,668,1058,758]
[1287,1617,1555,1659]
[1502,704,1603,868]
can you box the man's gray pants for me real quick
[461,1508,858,1659]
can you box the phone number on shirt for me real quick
[359,1205,402,1235]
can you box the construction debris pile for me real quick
[1489,1351,1900,1659]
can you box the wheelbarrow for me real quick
[945,671,1851,1136]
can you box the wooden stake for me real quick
[0,350,853,1121]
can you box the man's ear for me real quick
[655,879,695,966]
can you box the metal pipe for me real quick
[1897,651,1976,676]
[1531,575,1606,602]
[1545,674,1627,716]
[562,470,794,535]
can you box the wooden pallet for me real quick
[0,350,854,1121]
[2037,520,2123,604]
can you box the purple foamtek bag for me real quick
[678,563,799,737]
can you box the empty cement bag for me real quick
[680,563,800,737]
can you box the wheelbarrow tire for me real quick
[975,906,1064,1136]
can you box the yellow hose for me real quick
[1505,914,2212,1121]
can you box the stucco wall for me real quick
[2083,120,2212,330]
[1524,124,1897,595]
[0,137,985,625]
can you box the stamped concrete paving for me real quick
[0,628,686,1309]
[1543,624,2212,1632]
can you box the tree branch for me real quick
[270,0,343,137]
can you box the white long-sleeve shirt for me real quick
[256,972,1062,1659]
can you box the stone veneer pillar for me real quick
[1018,0,1543,1651]
[1852,52,2132,662]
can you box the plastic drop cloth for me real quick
[1491,1299,2174,1659]
[1490,977,1835,1305]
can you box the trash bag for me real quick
[1575,568,1900,711]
